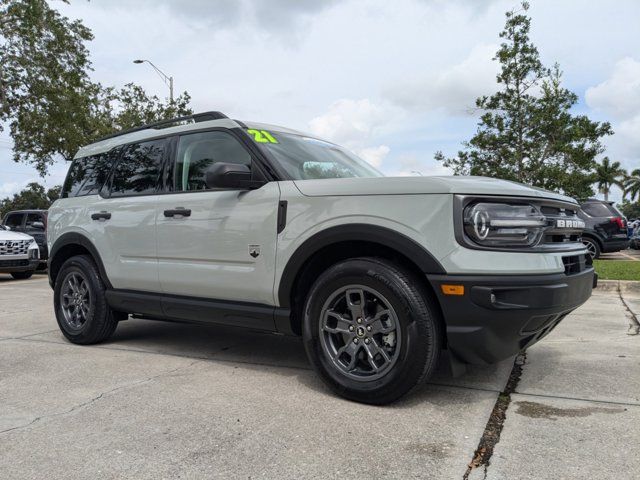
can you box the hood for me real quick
[293,176,577,204]
[0,229,35,242]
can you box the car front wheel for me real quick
[54,255,118,344]
[302,257,442,405]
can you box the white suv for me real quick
[0,224,40,279]
[48,111,594,404]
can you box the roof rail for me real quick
[96,111,229,142]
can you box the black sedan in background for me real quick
[578,199,629,259]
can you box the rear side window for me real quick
[62,153,113,198]
[25,213,45,227]
[109,139,167,197]
[581,202,615,217]
[4,213,24,228]
[173,131,251,191]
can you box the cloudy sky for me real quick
[1,0,639,202]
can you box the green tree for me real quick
[619,200,640,220]
[1,1,192,176]
[593,157,626,201]
[435,2,612,200]
[0,182,60,218]
[625,169,640,202]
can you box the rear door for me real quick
[155,129,280,305]
[89,139,168,292]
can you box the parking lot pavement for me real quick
[600,248,640,261]
[1,275,638,479]
[486,289,640,480]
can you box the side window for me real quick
[62,153,113,198]
[4,213,24,229]
[174,131,251,191]
[25,213,44,228]
[110,139,167,197]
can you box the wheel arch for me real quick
[48,232,112,290]
[277,224,446,336]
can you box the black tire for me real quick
[11,270,34,280]
[302,257,442,405]
[583,237,601,259]
[54,254,118,344]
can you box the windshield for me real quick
[254,131,383,180]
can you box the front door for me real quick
[156,130,280,306]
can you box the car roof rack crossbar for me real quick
[97,111,229,142]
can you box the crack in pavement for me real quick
[462,352,527,480]
[0,359,200,436]
[617,286,640,335]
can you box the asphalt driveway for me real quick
[0,275,638,479]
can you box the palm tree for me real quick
[626,169,640,202]
[594,157,626,201]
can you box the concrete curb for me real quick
[596,279,640,294]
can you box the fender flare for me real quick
[277,223,445,308]
[48,232,112,289]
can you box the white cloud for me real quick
[585,57,640,168]
[309,99,395,168]
[586,57,640,120]
[358,145,390,168]
[383,43,499,115]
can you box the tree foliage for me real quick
[0,181,60,218]
[593,157,626,201]
[624,169,640,202]
[435,2,612,200]
[1,0,192,176]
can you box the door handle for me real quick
[164,208,191,218]
[91,211,111,221]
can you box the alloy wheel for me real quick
[60,271,92,330]
[319,285,401,381]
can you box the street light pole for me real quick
[133,59,174,103]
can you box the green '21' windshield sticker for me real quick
[247,129,278,144]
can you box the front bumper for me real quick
[428,267,595,365]
[0,258,39,273]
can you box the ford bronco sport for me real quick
[48,111,595,404]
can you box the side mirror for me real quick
[205,163,265,190]
[4,225,10,231]
[31,221,45,230]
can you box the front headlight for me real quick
[463,202,547,248]
[28,242,39,260]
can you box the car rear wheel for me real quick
[302,257,441,405]
[54,255,118,344]
[11,271,34,280]
[582,237,600,259]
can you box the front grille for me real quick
[0,240,30,256]
[0,259,29,267]
[562,254,588,275]
[540,204,583,246]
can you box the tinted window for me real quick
[4,213,24,228]
[63,153,113,198]
[25,213,45,228]
[582,202,615,217]
[110,139,167,196]
[174,131,251,191]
